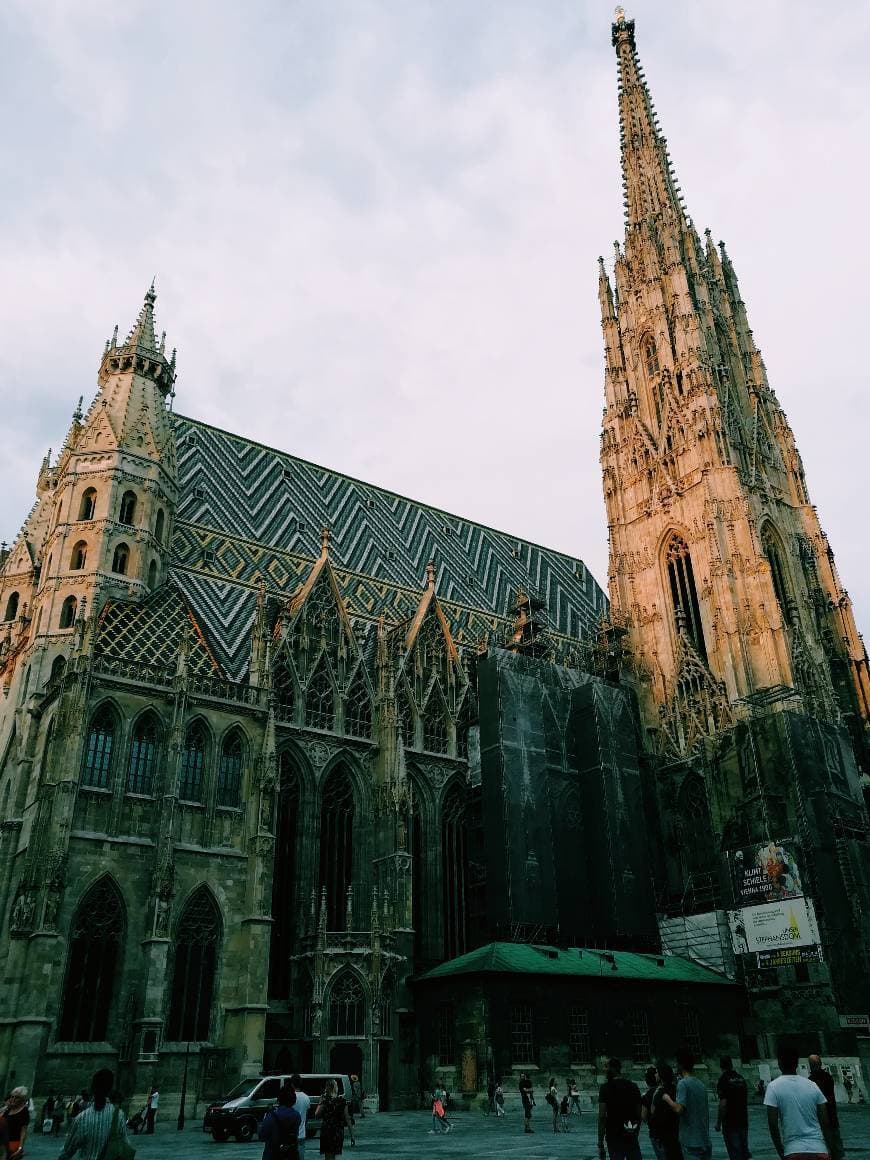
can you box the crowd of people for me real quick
[258,1076,354,1160]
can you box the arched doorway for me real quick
[329,1042,364,1088]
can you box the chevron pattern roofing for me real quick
[169,415,607,679]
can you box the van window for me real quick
[298,1077,326,1097]
[224,1078,260,1100]
[255,1079,282,1100]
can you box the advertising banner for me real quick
[730,839,804,906]
[756,945,823,969]
[727,896,820,956]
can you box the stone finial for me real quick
[425,560,436,589]
[345,886,354,933]
[320,525,331,558]
[72,396,83,423]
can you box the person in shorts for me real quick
[764,1046,830,1160]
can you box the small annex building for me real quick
[414,942,742,1103]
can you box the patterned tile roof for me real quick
[168,415,608,679]
[96,582,221,677]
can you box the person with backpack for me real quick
[597,1058,642,1160]
[649,1063,682,1160]
[259,1085,301,1160]
[57,1069,131,1160]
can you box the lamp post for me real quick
[177,1041,190,1130]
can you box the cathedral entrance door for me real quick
[329,1042,363,1087]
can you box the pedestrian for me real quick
[144,1087,158,1136]
[842,1074,853,1104]
[569,1078,582,1115]
[764,1046,829,1160]
[42,1094,57,1136]
[2,1087,31,1159]
[716,1055,749,1160]
[641,1067,658,1134]
[559,1095,571,1132]
[666,1050,711,1160]
[58,1069,129,1160]
[259,1084,301,1160]
[519,1073,535,1134]
[315,1079,354,1160]
[807,1055,842,1160]
[51,1095,65,1138]
[290,1075,311,1159]
[494,1081,505,1118]
[349,1076,364,1122]
[597,1057,642,1160]
[547,1076,561,1133]
[648,1062,682,1160]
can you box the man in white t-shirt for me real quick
[764,1047,830,1160]
[290,1074,311,1158]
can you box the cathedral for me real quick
[1,12,869,1109]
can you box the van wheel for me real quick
[234,1119,257,1143]
[211,1129,229,1143]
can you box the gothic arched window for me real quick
[4,592,19,622]
[179,722,207,802]
[111,543,130,575]
[155,508,165,544]
[119,490,137,526]
[59,595,77,629]
[78,488,97,521]
[50,654,66,681]
[217,730,243,807]
[305,662,334,731]
[269,753,301,998]
[665,533,707,661]
[82,705,116,788]
[58,877,124,1041]
[441,783,469,960]
[643,335,660,378]
[423,704,449,754]
[319,765,355,928]
[274,652,296,723]
[167,887,221,1041]
[148,560,158,588]
[344,673,372,737]
[328,970,365,1037]
[70,541,87,571]
[127,713,159,794]
[762,525,793,625]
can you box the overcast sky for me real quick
[1,0,868,633]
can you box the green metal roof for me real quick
[415,942,734,987]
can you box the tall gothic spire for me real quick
[612,8,685,228]
[122,280,159,355]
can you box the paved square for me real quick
[24,1103,870,1160]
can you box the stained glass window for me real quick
[167,887,220,1041]
[82,706,116,789]
[58,877,124,1041]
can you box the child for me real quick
[559,1094,571,1132]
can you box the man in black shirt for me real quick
[808,1054,843,1160]
[598,1058,642,1160]
[715,1056,749,1160]
[519,1073,535,1134]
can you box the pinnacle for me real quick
[122,281,159,354]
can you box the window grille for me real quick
[441,784,469,959]
[167,887,220,1041]
[436,1003,455,1066]
[217,732,243,807]
[510,1004,535,1064]
[344,674,372,737]
[666,534,707,660]
[328,971,365,1037]
[397,693,415,749]
[569,1006,590,1061]
[630,1006,651,1062]
[179,724,206,802]
[127,716,158,794]
[305,664,335,730]
[58,877,124,1041]
[423,708,449,754]
[319,766,354,927]
[82,706,115,788]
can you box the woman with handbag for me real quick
[57,1070,133,1160]
[258,1085,301,1160]
[315,1080,355,1160]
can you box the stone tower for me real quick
[600,10,870,1030]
